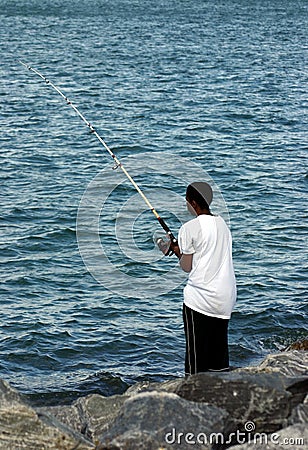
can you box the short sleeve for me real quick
[178,223,195,254]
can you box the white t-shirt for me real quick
[178,214,236,319]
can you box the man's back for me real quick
[178,214,236,319]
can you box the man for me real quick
[162,182,236,375]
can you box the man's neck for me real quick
[196,208,212,216]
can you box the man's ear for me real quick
[191,199,198,211]
[186,199,197,216]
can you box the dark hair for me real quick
[186,182,212,210]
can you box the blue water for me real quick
[1,0,307,405]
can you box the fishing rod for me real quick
[19,60,177,255]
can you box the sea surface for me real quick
[0,0,307,406]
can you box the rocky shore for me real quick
[0,346,307,449]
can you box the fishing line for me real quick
[19,61,177,254]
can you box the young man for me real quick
[167,182,236,375]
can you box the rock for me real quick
[288,403,308,426]
[75,394,129,441]
[286,339,308,351]
[175,372,307,434]
[235,350,308,378]
[2,349,307,449]
[97,391,232,450]
[125,378,183,396]
[229,423,307,449]
[0,379,23,404]
[37,393,129,443]
[288,394,308,426]
[36,404,84,435]
[0,379,94,450]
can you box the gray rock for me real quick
[97,390,232,450]
[229,423,307,449]
[288,394,308,426]
[235,350,308,378]
[37,393,129,443]
[0,379,24,404]
[288,403,308,427]
[0,379,94,450]
[37,410,96,448]
[75,393,129,441]
[125,378,183,396]
[175,372,307,434]
[36,403,84,435]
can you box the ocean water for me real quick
[0,0,307,405]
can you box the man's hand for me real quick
[157,237,172,256]
[156,235,183,259]
[169,241,182,259]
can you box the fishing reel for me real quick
[154,232,177,257]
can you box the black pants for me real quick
[183,303,229,375]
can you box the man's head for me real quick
[186,182,213,215]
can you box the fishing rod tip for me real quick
[18,60,31,70]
